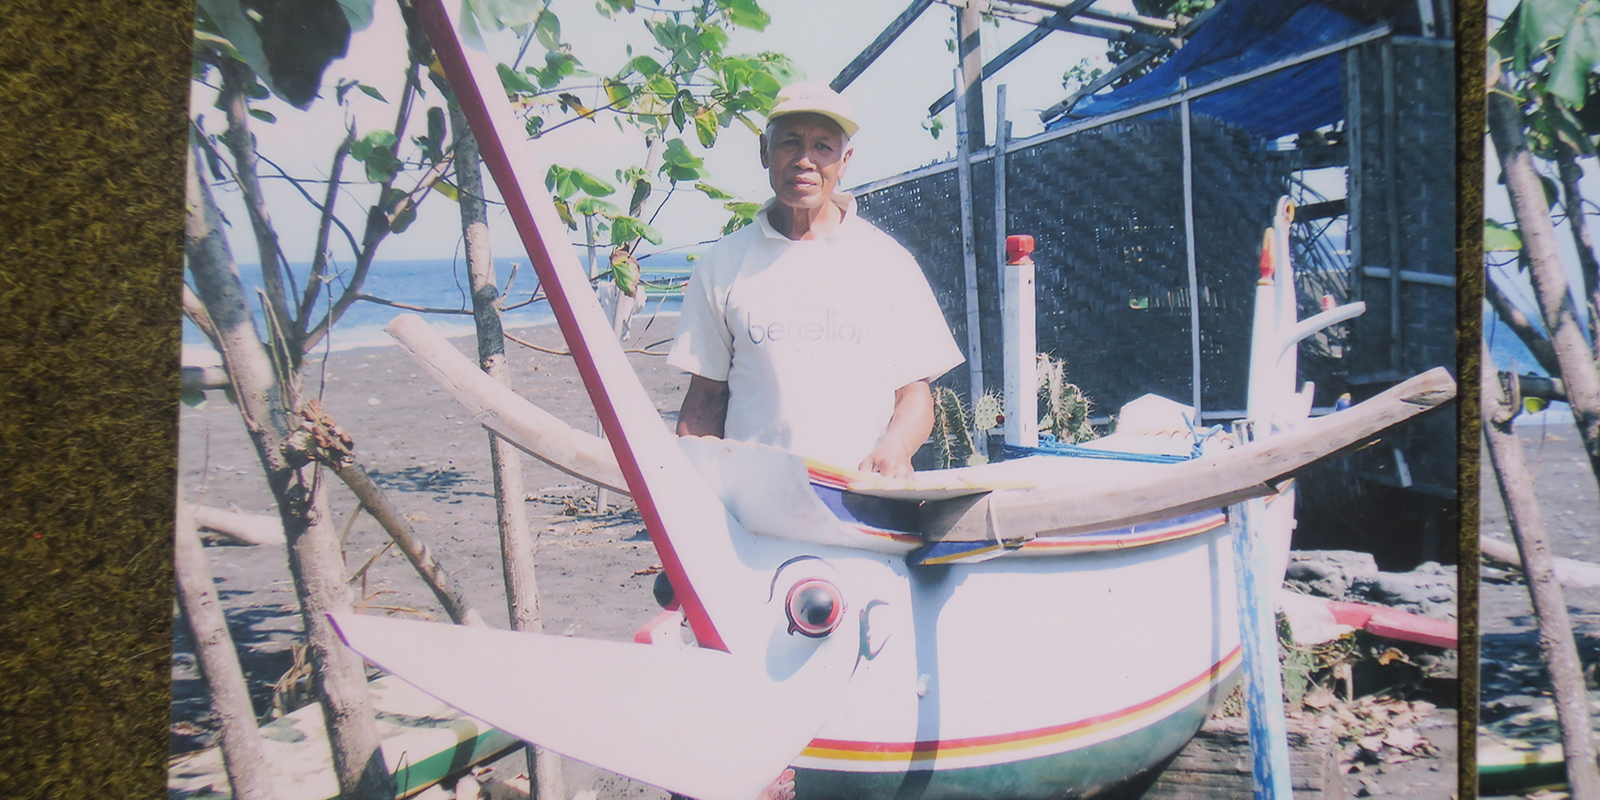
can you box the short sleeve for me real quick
[882,247,965,390]
[666,258,734,381]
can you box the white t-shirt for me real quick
[668,195,965,467]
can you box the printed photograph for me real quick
[166,1,1460,799]
[1479,1,1600,798]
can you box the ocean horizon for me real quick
[182,248,692,362]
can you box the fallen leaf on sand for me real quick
[634,563,663,576]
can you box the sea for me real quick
[182,246,693,363]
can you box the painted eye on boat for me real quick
[785,578,844,638]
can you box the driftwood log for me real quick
[191,504,286,546]
[1481,535,1600,589]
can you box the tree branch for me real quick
[218,60,298,352]
[1556,143,1600,360]
[301,132,356,330]
[1487,273,1561,375]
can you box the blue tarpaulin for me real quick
[1055,0,1388,140]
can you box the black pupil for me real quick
[797,586,834,627]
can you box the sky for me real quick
[194,0,1126,265]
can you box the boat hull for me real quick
[771,520,1254,799]
[794,678,1232,800]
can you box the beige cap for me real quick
[766,82,859,139]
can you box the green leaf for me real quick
[1516,0,1584,72]
[525,115,545,137]
[659,138,706,181]
[1550,2,1600,106]
[573,167,616,197]
[350,129,398,161]
[552,196,577,229]
[573,196,620,216]
[610,215,663,246]
[694,181,733,200]
[720,0,770,31]
[196,0,270,79]
[248,108,277,123]
[432,180,459,201]
[425,106,446,163]
[1485,219,1524,252]
[610,248,641,294]
[535,9,561,51]
[722,200,761,234]
[631,55,662,76]
[693,106,718,147]
[364,145,402,183]
[603,79,633,108]
[358,84,388,103]
[1543,173,1562,207]
[536,51,580,89]
[497,62,539,96]
[246,79,271,100]
[545,165,616,199]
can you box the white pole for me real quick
[1003,243,1036,448]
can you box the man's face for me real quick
[761,113,852,211]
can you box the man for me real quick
[668,82,964,478]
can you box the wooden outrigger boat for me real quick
[329,4,1457,799]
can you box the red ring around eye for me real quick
[785,579,844,638]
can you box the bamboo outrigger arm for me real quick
[390,310,1454,549]
[921,366,1457,543]
[386,314,630,495]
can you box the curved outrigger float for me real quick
[329,4,1457,799]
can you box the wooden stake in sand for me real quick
[452,105,564,800]
[174,500,280,800]
[1482,337,1600,799]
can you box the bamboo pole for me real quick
[1482,338,1600,799]
[452,105,564,800]
[1180,77,1202,414]
[829,0,934,92]
[956,1,985,147]
[174,501,280,800]
[953,67,985,452]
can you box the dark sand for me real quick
[170,312,1458,799]
[1481,415,1600,799]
